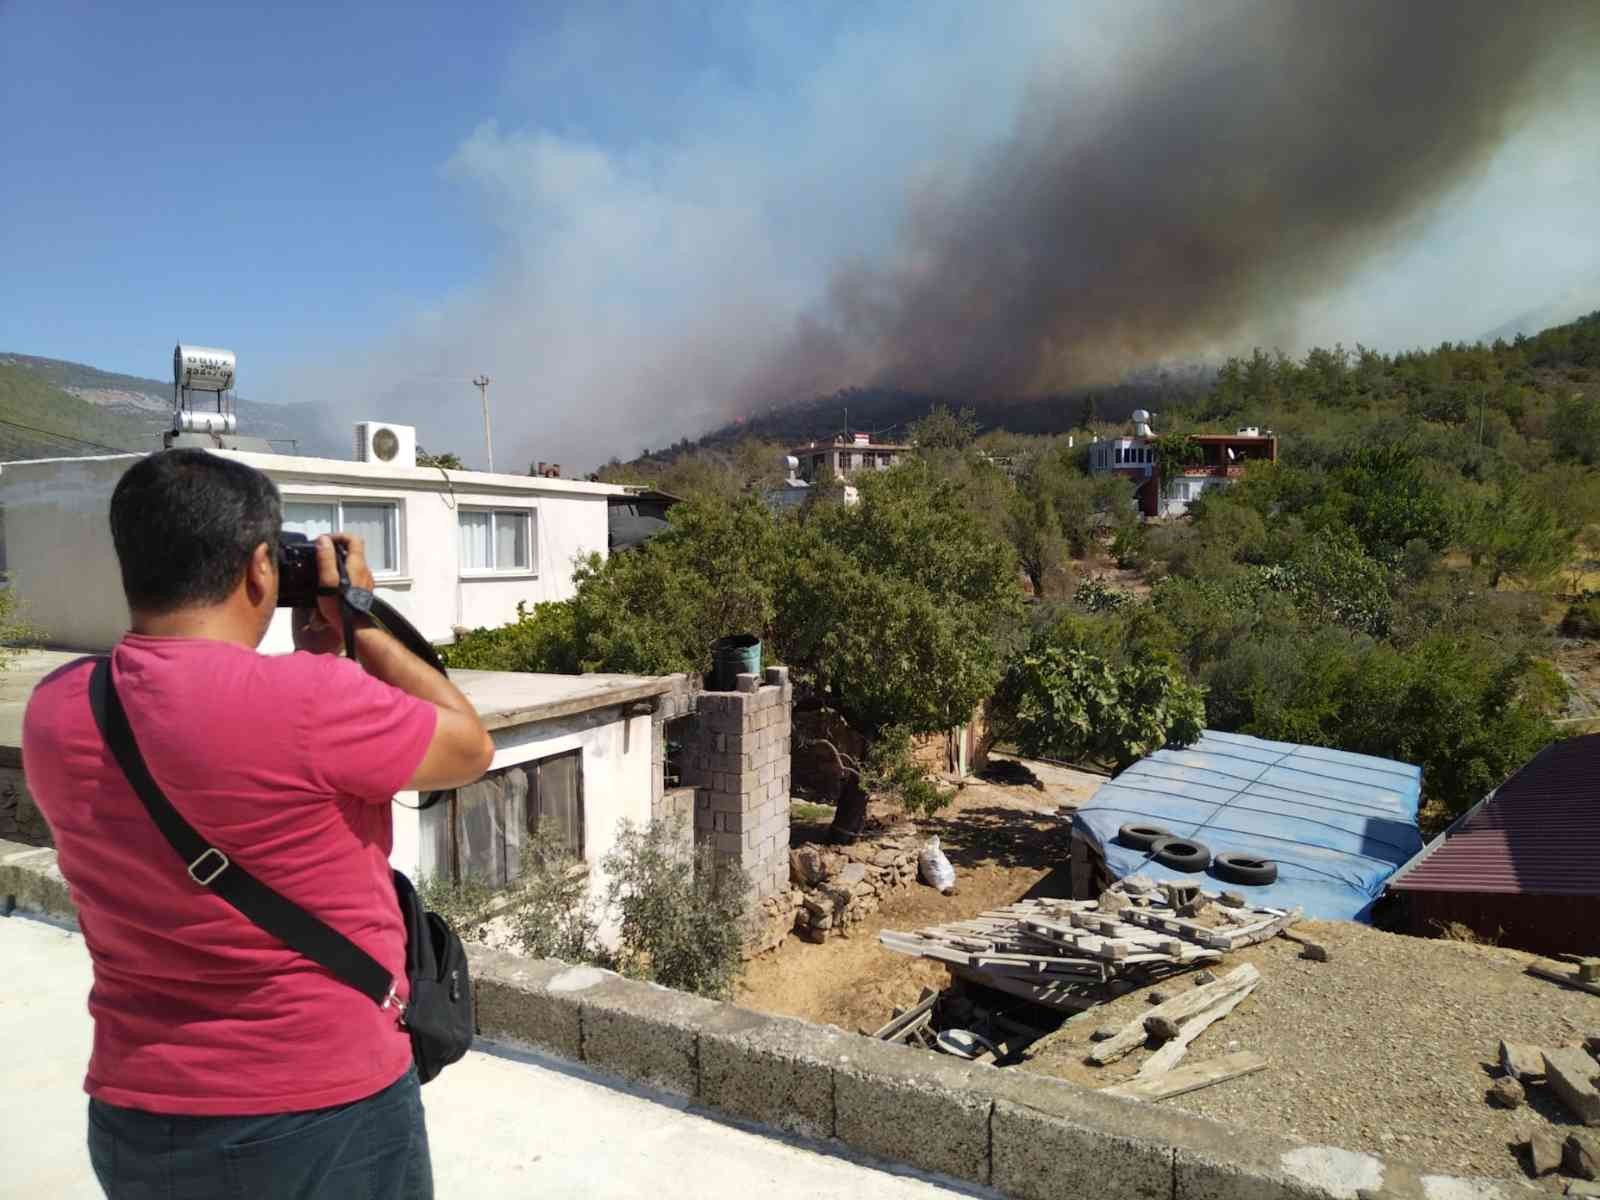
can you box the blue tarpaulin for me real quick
[1071,730,1423,921]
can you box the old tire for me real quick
[1117,823,1172,851]
[1150,836,1211,873]
[1214,853,1278,886]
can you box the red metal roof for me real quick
[1389,736,1600,897]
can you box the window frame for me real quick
[443,749,585,885]
[458,506,538,577]
[280,495,405,578]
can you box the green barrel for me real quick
[710,634,762,691]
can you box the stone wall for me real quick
[781,826,920,942]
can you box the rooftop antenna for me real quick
[473,374,493,472]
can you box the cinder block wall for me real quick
[680,666,792,906]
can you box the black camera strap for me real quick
[87,658,399,1009]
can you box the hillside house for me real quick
[788,432,911,484]
[1087,412,1277,517]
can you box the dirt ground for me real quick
[737,754,1102,1034]
[1021,921,1598,1187]
[737,758,1600,1187]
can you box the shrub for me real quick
[994,638,1206,771]
[602,817,752,999]
[1561,597,1600,638]
[1073,577,1133,613]
[504,832,604,963]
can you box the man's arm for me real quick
[304,533,494,791]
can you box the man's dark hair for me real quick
[109,450,282,613]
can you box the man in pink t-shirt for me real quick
[23,449,493,1199]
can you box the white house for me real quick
[0,438,702,936]
[0,447,633,653]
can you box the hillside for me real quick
[0,354,342,460]
[636,370,1214,465]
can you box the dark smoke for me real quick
[744,0,1600,405]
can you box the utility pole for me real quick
[472,374,493,472]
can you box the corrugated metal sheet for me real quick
[1389,735,1600,898]
[1071,730,1423,921]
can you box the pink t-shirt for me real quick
[21,635,438,1116]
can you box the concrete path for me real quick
[0,916,973,1199]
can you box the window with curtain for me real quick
[282,499,400,574]
[445,750,583,885]
[459,509,534,574]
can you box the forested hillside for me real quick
[458,313,1600,827]
[0,353,342,459]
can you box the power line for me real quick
[0,416,142,456]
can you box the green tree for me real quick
[994,639,1206,772]
[909,404,980,452]
[1551,390,1600,465]
[1458,480,1574,588]
[1151,433,1202,516]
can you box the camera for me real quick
[276,532,344,609]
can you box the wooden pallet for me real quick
[880,890,1293,1014]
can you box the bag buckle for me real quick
[187,847,230,886]
[382,981,407,1022]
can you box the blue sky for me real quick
[3,1,1597,470]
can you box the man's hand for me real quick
[290,533,377,656]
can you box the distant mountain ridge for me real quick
[0,353,343,459]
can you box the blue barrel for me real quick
[710,634,762,691]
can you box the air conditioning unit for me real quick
[353,421,416,470]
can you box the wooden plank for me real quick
[1208,908,1302,949]
[970,953,1103,975]
[1135,979,1259,1078]
[1088,964,1261,1065]
[1120,909,1224,945]
[870,988,938,1040]
[950,966,1100,1012]
[1527,964,1600,998]
[1102,1051,1267,1101]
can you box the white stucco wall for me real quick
[0,450,626,652]
[392,703,656,945]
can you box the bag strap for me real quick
[87,658,398,1009]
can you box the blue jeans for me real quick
[87,1066,432,1200]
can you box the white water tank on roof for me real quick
[173,344,236,392]
[1132,408,1153,437]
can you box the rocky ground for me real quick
[737,757,1600,1188]
[1021,919,1598,1187]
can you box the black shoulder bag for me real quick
[88,658,474,1083]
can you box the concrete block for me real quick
[758,760,777,786]
[579,974,724,1097]
[715,831,745,855]
[734,769,762,796]
[700,1007,840,1140]
[833,1032,993,1185]
[735,672,760,693]
[709,790,744,814]
[763,665,789,687]
[468,947,598,1062]
[0,841,75,923]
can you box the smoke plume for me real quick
[743,0,1600,406]
[283,0,1600,470]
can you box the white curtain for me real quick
[459,511,491,570]
[283,501,335,538]
[496,512,527,570]
[342,503,394,573]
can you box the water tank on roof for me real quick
[173,345,236,392]
[1132,408,1153,437]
